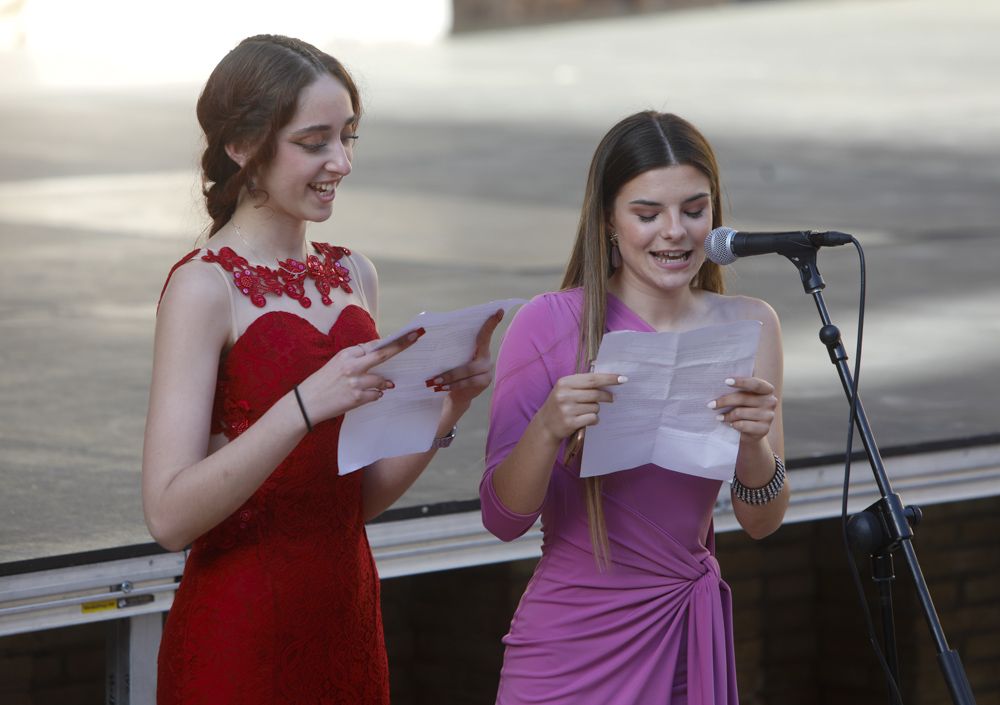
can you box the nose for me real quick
[660,209,686,239]
[324,142,352,177]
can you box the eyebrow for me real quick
[629,192,710,207]
[289,117,357,137]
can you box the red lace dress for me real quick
[155,244,389,704]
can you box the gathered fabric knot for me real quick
[699,554,721,582]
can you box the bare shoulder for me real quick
[342,248,379,318]
[161,255,224,302]
[706,292,780,328]
[157,254,231,341]
[737,295,780,328]
[346,248,378,282]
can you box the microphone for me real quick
[705,227,853,265]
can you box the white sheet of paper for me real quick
[338,298,527,475]
[580,320,763,481]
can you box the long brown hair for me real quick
[561,111,726,564]
[196,35,362,236]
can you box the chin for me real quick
[304,205,335,223]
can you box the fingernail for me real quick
[725,378,736,386]
[386,381,395,389]
[424,379,435,388]
[377,390,384,398]
[707,400,717,409]
[433,385,449,392]
[716,414,725,422]
[408,331,420,342]
[617,376,628,384]
[416,327,426,336]
[495,310,504,320]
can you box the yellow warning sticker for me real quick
[81,599,118,614]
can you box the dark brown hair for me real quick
[561,111,726,564]
[196,35,362,235]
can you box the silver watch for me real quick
[432,427,457,449]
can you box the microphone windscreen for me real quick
[705,227,738,265]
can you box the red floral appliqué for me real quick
[309,243,353,305]
[202,243,352,308]
[223,398,252,437]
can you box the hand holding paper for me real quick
[579,320,763,481]
[338,298,526,475]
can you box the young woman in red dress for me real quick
[142,35,501,704]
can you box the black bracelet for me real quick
[732,453,786,505]
[292,385,313,433]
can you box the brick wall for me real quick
[3,494,997,703]
[382,495,1000,704]
[0,623,103,705]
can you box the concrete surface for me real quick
[0,0,998,562]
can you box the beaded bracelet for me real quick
[292,385,313,433]
[731,453,786,506]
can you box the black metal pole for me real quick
[783,246,976,705]
[872,550,901,701]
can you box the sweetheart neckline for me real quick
[224,304,375,358]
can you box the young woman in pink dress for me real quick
[482,111,789,704]
[143,35,501,704]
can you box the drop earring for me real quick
[609,231,622,268]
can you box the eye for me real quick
[297,141,327,153]
[684,208,706,219]
[342,133,359,144]
[638,213,658,223]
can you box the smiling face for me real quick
[608,164,713,298]
[252,73,357,226]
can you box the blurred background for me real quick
[1,0,998,703]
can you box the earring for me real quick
[609,231,622,269]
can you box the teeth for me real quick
[310,183,334,193]
[652,251,689,261]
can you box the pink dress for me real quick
[482,288,739,705]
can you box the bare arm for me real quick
[489,372,625,515]
[360,395,467,521]
[710,301,788,539]
[142,264,309,550]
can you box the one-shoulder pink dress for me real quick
[482,288,739,705]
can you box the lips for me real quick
[308,181,338,204]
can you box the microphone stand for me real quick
[781,244,976,705]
